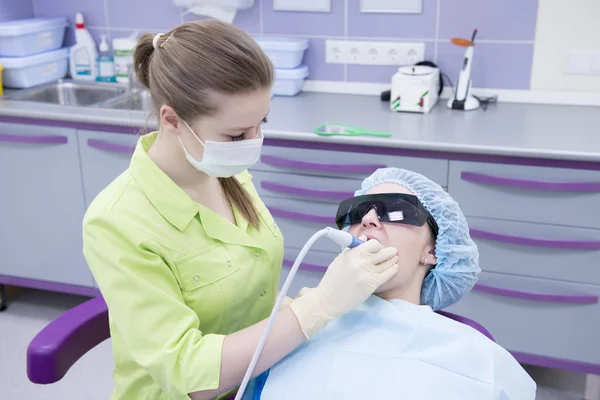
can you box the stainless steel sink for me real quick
[4,79,128,106]
[100,90,154,111]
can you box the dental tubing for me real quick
[233,228,363,400]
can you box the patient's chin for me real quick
[374,279,396,294]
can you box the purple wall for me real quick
[27,0,537,89]
[1,0,34,22]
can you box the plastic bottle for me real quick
[96,35,116,82]
[112,32,138,84]
[69,12,98,81]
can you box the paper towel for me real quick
[173,0,255,24]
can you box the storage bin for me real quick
[254,36,309,69]
[0,47,69,88]
[272,65,309,96]
[0,18,68,57]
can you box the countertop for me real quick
[1,91,600,162]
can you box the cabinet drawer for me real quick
[279,247,336,297]
[252,170,360,203]
[77,130,138,207]
[449,161,600,229]
[263,196,339,253]
[255,145,448,186]
[0,123,94,287]
[447,272,600,365]
[468,217,600,286]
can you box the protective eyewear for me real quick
[335,193,438,237]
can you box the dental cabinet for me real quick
[1,93,600,379]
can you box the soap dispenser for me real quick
[96,35,116,82]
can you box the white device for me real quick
[447,29,480,111]
[390,65,440,114]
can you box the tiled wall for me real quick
[1,0,33,22]
[29,0,538,90]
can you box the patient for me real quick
[244,168,537,400]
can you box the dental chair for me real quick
[26,296,495,386]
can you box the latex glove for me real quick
[279,295,294,310]
[289,238,398,339]
[279,286,314,310]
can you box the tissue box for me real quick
[273,65,309,96]
[254,36,309,69]
[0,18,67,57]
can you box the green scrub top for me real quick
[82,132,284,400]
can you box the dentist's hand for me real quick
[289,237,398,339]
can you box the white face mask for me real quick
[178,120,263,178]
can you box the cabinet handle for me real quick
[87,139,135,154]
[461,171,600,192]
[473,282,599,304]
[268,206,333,225]
[261,181,353,200]
[470,228,600,250]
[0,133,67,144]
[261,155,386,174]
[283,258,327,272]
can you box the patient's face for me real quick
[348,183,437,300]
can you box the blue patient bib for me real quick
[252,296,536,400]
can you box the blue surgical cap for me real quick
[354,167,480,310]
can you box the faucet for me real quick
[127,63,142,92]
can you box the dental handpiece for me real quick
[323,227,364,248]
[234,227,364,400]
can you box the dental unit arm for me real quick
[233,227,364,400]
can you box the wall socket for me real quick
[326,39,425,66]
[564,49,600,75]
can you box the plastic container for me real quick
[0,47,69,88]
[272,65,309,96]
[113,33,138,84]
[254,36,309,69]
[69,13,98,81]
[0,18,67,57]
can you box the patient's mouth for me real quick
[363,232,382,243]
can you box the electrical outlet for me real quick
[325,40,347,63]
[325,40,425,66]
[365,43,384,64]
[565,49,600,75]
[346,41,366,64]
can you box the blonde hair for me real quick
[134,20,274,229]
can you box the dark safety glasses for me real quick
[335,193,438,237]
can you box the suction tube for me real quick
[233,228,363,400]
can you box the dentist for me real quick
[82,20,399,400]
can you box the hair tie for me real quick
[152,33,164,50]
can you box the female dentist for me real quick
[82,20,399,400]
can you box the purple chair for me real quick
[27,296,495,385]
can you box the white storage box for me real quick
[254,36,309,69]
[0,47,69,88]
[273,65,309,96]
[0,18,68,57]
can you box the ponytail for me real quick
[219,177,261,229]
[133,33,155,89]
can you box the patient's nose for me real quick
[361,208,381,228]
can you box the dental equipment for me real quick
[313,123,391,138]
[233,227,364,400]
